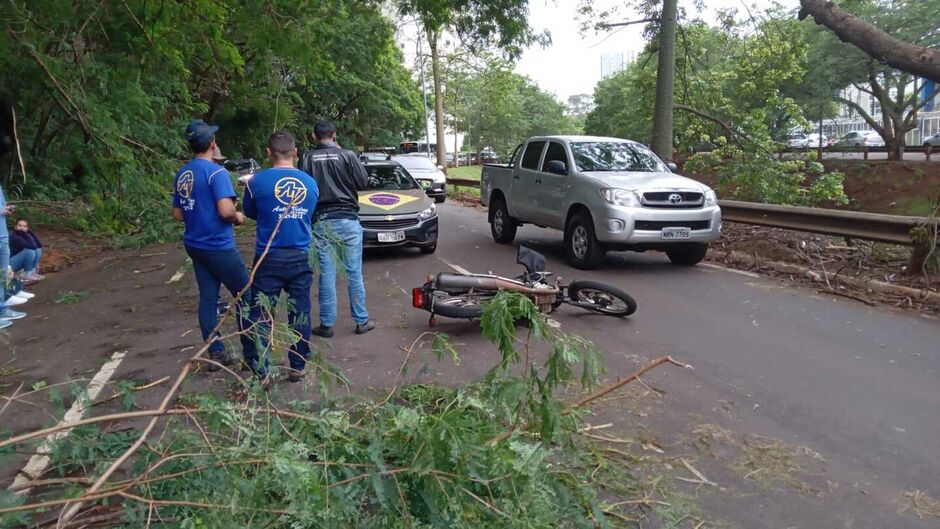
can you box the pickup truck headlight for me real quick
[601,188,641,207]
[417,204,437,220]
[704,189,718,206]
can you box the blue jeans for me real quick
[314,217,369,327]
[10,248,40,274]
[0,233,9,312]
[249,249,313,375]
[184,246,256,362]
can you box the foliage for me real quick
[458,62,578,157]
[0,1,422,242]
[585,10,849,206]
[799,0,940,158]
[0,293,656,528]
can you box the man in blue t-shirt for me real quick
[172,120,256,374]
[243,130,319,382]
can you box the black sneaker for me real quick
[312,325,334,338]
[207,353,234,372]
[287,371,303,383]
[355,320,377,334]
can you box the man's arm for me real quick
[242,183,257,220]
[172,207,184,222]
[348,151,368,190]
[215,198,244,225]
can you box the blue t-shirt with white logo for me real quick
[243,168,319,255]
[173,158,237,250]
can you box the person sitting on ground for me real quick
[9,218,43,282]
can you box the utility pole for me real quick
[650,0,677,161]
[418,31,432,158]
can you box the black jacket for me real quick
[10,229,41,257]
[298,142,368,216]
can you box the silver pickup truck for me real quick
[480,135,721,269]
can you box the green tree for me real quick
[395,0,545,173]
[0,0,421,242]
[801,0,940,159]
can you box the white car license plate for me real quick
[378,231,406,243]
[661,227,691,240]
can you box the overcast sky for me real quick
[515,0,799,101]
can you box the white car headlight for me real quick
[601,188,641,207]
[704,189,718,206]
[417,204,437,219]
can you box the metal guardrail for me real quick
[444,178,935,247]
[718,200,935,246]
[446,178,482,188]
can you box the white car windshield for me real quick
[393,156,436,172]
[571,142,667,172]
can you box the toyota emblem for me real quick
[668,193,683,204]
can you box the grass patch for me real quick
[448,165,482,180]
[54,290,90,304]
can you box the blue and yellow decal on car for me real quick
[359,192,421,211]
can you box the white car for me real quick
[832,130,884,149]
[786,132,828,149]
[391,154,446,203]
[923,132,940,147]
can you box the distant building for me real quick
[600,53,624,79]
[822,81,940,144]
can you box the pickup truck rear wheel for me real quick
[489,197,517,244]
[565,212,605,269]
[666,243,708,266]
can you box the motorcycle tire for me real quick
[567,280,637,317]
[431,294,488,319]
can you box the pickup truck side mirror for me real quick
[546,160,567,175]
[666,162,678,172]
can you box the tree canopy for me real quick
[1,0,422,242]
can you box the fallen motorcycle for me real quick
[412,246,637,322]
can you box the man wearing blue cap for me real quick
[172,119,256,372]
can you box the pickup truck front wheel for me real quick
[489,198,517,244]
[666,243,708,266]
[565,212,605,270]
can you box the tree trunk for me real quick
[798,0,940,83]
[428,29,448,175]
[650,0,677,161]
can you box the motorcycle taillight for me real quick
[412,288,425,308]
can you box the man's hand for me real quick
[3,205,14,216]
[234,212,246,226]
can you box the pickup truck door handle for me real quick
[513,174,520,180]
[534,178,542,184]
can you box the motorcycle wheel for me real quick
[431,293,489,319]
[567,280,637,317]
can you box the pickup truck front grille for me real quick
[634,220,711,231]
[641,191,704,208]
[360,217,420,230]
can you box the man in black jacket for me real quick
[299,121,375,337]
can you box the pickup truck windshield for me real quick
[571,142,666,172]
[366,166,420,190]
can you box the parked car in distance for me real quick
[391,154,446,203]
[358,160,438,254]
[923,132,940,147]
[832,130,884,149]
[480,135,722,269]
[786,132,828,149]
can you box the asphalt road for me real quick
[418,202,939,528]
[1,201,937,527]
